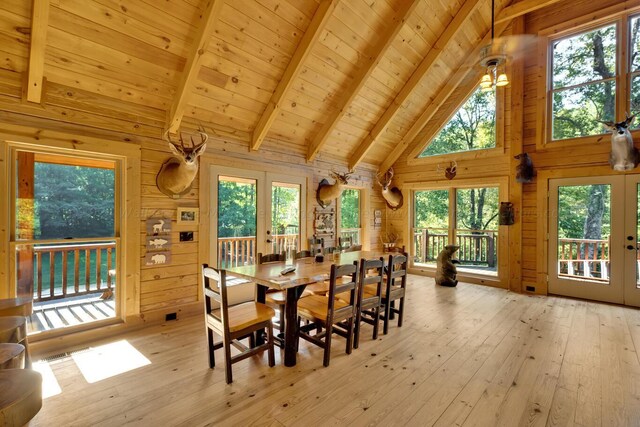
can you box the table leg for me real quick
[256,284,267,346]
[283,286,306,367]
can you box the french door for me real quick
[210,165,306,268]
[548,175,640,306]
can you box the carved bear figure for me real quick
[436,245,460,287]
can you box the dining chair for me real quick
[202,264,275,384]
[297,262,359,367]
[354,257,384,348]
[338,236,353,250]
[294,250,313,260]
[367,253,408,335]
[258,252,287,336]
[308,236,324,254]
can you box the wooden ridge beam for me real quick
[167,0,223,134]
[378,21,510,174]
[305,0,419,163]
[251,0,337,151]
[26,0,50,104]
[347,0,483,171]
[495,0,564,24]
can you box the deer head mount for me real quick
[514,153,535,183]
[437,161,457,180]
[376,167,403,210]
[156,129,208,198]
[316,170,352,208]
[599,114,639,171]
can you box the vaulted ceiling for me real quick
[0,0,559,170]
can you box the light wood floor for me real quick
[29,276,640,426]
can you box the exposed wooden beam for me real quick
[251,0,337,151]
[167,0,223,134]
[347,0,483,171]
[305,0,419,163]
[378,22,510,174]
[26,0,50,104]
[495,0,564,24]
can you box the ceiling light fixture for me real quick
[479,0,509,91]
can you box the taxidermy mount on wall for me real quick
[316,171,351,208]
[156,128,208,198]
[600,114,639,171]
[514,153,535,183]
[376,167,403,210]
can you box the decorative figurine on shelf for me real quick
[435,245,460,287]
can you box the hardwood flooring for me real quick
[29,276,640,426]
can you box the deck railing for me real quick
[557,237,610,281]
[413,228,497,267]
[340,228,361,245]
[32,241,116,302]
[217,234,299,268]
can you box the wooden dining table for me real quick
[226,250,388,367]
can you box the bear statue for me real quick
[435,245,460,287]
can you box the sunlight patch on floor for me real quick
[72,339,151,383]
[32,361,62,399]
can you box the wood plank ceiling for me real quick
[0,0,553,170]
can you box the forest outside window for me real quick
[418,86,496,157]
[340,188,361,246]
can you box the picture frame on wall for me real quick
[177,207,199,224]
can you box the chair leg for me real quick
[383,299,391,335]
[224,338,233,384]
[279,304,285,333]
[397,297,405,328]
[345,317,354,355]
[249,332,256,348]
[267,322,275,367]
[354,308,362,349]
[207,328,215,369]
[389,300,396,319]
[372,305,380,340]
[323,324,333,367]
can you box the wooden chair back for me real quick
[354,257,384,348]
[257,252,285,264]
[338,236,353,250]
[202,265,230,326]
[308,236,324,254]
[326,262,359,324]
[294,250,313,259]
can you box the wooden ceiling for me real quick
[0,0,558,170]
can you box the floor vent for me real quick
[39,347,90,363]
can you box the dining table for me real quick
[226,250,389,367]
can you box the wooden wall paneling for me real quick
[167,0,223,133]
[27,0,50,103]
[252,0,336,151]
[508,16,525,293]
[347,0,485,171]
[306,1,419,162]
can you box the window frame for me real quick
[406,177,509,288]
[537,7,640,149]
[406,81,506,166]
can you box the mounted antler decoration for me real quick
[437,161,457,180]
[514,153,535,183]
[599,114,639,171]
[156,128,208,198]
[316,170,352,208]
[376,167,403,210]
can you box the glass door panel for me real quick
[549,176,624,304]
[270,182,301,257]
[413,190,449,267]
[216,175,259,268]
[624,175,640,307]
[455,187,499,276]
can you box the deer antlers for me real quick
[163,128,209,150]
[376,167,394,188]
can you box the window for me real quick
[546,12,640,142]
[419,86,496,157]
[550,24,617,140]
[413,186,499,277]
[340,188,361,246]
